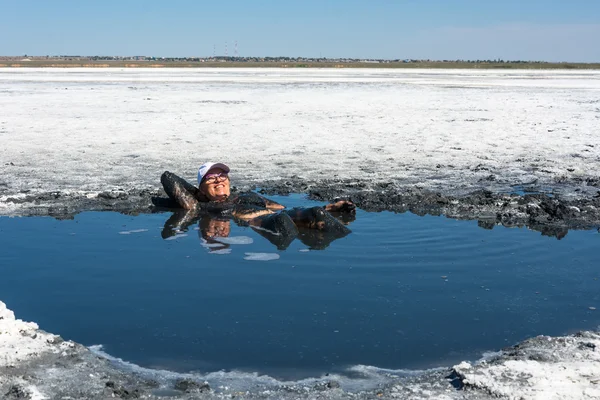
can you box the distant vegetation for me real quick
[1,55,598,69]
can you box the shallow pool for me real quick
[1,194,599,380]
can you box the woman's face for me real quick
[199,168,230,202]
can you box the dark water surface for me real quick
[1,194,599,379]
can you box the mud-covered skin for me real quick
[202,191,285,219]
[160,171,284,219]
[285,206,352,234]
[252,212,299,236]
[232,191,285,211]
[158,172,352,241]
[249,212,300,250]
[161,171,201,209]
[281,206,352,249]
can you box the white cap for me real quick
[197,162,230,185]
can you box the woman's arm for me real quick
[233,192,285,210]
[324,199,356,213]
[160,171,201,210]
[231,204,276,220]
[259,194,285,210]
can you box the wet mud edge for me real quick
[3,178,600,238]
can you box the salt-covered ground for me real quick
[1,68,599,214]
[2,68,600,399]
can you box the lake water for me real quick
[1,194,599,382]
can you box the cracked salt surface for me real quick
[1,68,600,210]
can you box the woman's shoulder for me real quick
[231,191,266,204]
[231,192,285,210]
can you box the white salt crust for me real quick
[0,301,68,368]
[0,301,74,399]
[1,68,599,216]
[3,300,600,399]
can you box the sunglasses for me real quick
[203,172,229,184]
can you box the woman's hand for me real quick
[324,200,356,213]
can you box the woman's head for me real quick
[197,162,230,202]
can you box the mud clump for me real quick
[105,381,141,399]
[4,385,30,399]
[173,378,210,393]
[313,380,341,391]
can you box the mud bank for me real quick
[2,300,600,399]
[2,68,600,236]
[2,177,600,239]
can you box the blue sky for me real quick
[2,0,599,61]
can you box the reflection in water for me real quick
[199,215,232,253]
[2,205,599,378]
[161,208,354,251]
[477,219,569,240]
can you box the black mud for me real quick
[3,178,600,239]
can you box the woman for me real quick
[160,162,355,234]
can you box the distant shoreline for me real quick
[1,60,600,69]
